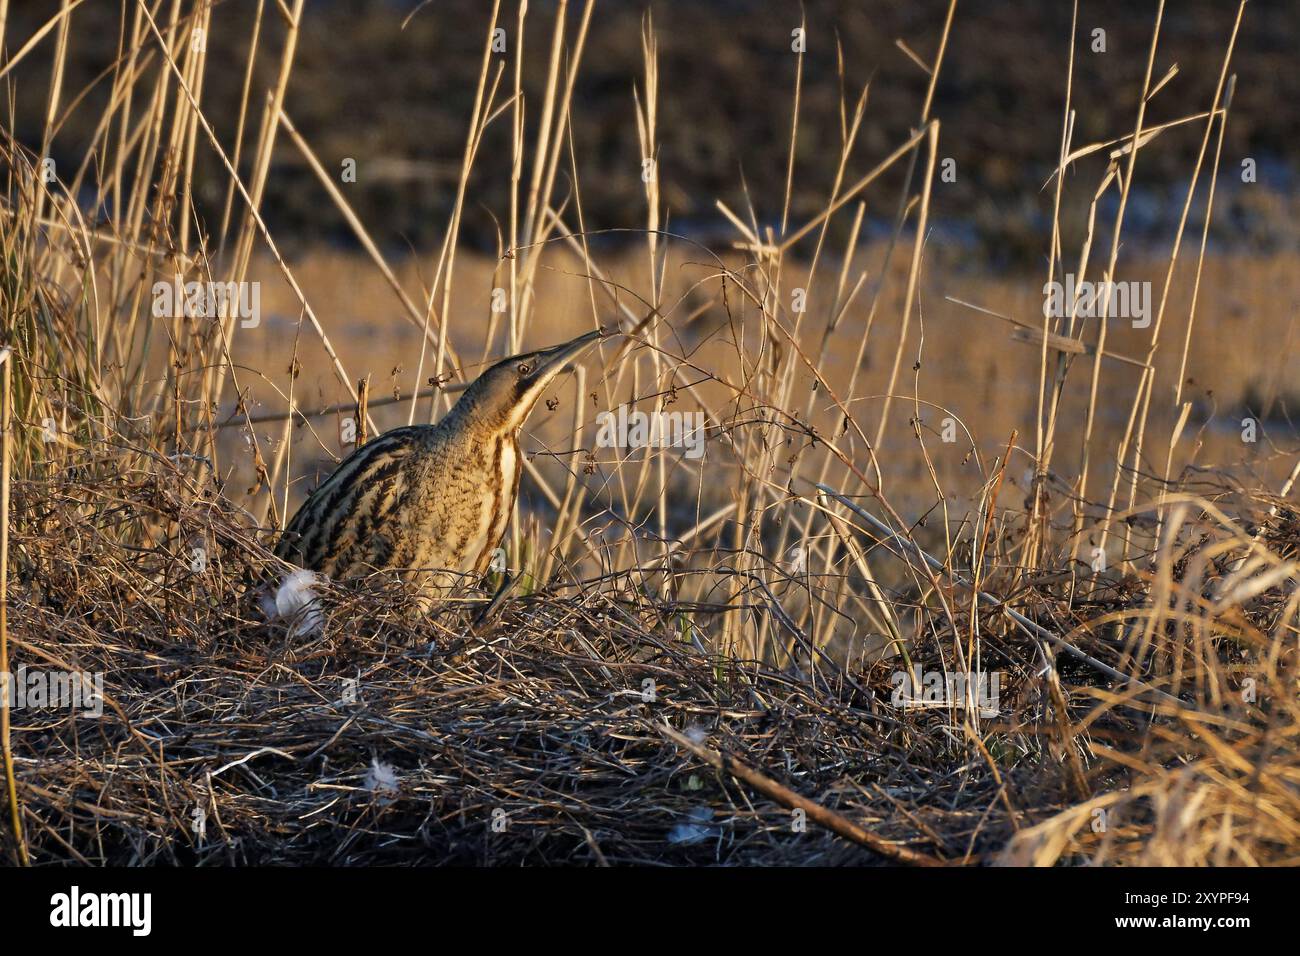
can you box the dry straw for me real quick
[0,0,1295,865]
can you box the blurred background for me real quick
[5,0,1297,533]
[7,1,1300,258]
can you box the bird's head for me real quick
[453,328,607,435]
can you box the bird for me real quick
[273,328,606,611]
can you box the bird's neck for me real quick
[473,429,522,575]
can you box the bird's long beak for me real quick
[526,327,609,383]
[500,328,615,432]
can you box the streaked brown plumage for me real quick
[274,329,605,608]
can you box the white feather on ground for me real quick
[260,569,325,639]
[364,758,401,804]
[667,806,717,846]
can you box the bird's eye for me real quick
[517,363,532,376]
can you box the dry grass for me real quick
[0,0,1297,866]
[5,461,1299,865]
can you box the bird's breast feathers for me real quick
[276,426,521,587]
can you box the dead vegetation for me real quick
[1,0,1297,866]
[4,458,1299,865]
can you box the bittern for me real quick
[274,329,606,609]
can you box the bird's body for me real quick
[274,330,604,609]
[274,422,519,598]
